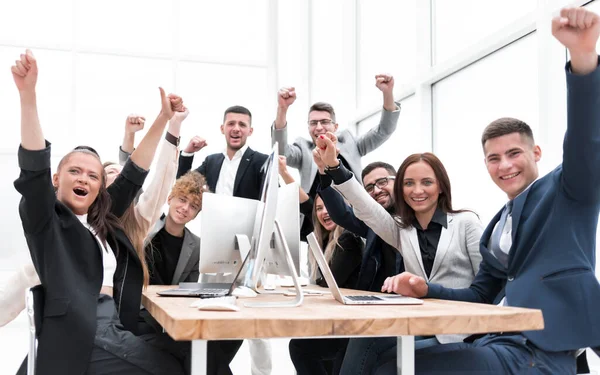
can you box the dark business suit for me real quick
[177,147,268,200]
[389,60,600,374]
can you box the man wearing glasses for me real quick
[271,75,401,237]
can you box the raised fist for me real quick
[183,136,207,153]
[277,87,296,109]
[375,74,394,94]
[125,114,146,134]
[11,49,38,93]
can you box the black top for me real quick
[373,241,400,286]
[149,228,184,285]
[413,207,448,278]
[316,230,363,289]
[15,142,147,375]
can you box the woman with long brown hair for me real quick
[313,134,483,375]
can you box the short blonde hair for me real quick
[168,171,210,210]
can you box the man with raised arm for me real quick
[317,7,600,374]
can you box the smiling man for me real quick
[177,105,268,200]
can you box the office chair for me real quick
[25,285,44,375]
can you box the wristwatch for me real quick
[165,131,180,147]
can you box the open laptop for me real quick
[157,250,250,298]
[306,233,423,305]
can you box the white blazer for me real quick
[333,175,483,344]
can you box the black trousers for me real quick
[138,308,243,375]
[86,294,185,375]
[289,338,349,375]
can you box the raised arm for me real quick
[177,135,207,178]
[356,74,401,156]
[278,155,310,203]
[552,7,600,202]
[271,87,303,167]
[119,114,146,165]
[134,109,189,235]
[315,133,401,249]
[108,89,184,217]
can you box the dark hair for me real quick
[393,153,469,229]
[223,105,252,125]
[481,117,535,149]
[361,161,396,182]
[309,102,336,123]
[57,150,123,245]
[73,145,100,158]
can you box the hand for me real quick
[277,87,296,110]
[278,156,289,175]
[312,148,326,174]
[375,74,394,94]
[159,88,184,120]
[552,7,600,74]
[183,136,207,153]
[125,114,146,134]
[381,272,428,298]
[11,49,38,93]
[314,132,339,168]
[171,107,190,125]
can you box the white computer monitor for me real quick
[198,192,259,274]
[245,144,303,307]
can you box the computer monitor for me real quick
[197,192,259,274]
[245,144,303,307]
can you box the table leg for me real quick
[397,335,415,375]
[191,340,208,375]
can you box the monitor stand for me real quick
[244,219,304,308]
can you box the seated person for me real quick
[288,195,363,375]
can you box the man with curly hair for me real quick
[139,170,243,375]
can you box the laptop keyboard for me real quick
[196,288,228,294]
[346,295,383,302]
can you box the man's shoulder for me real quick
[184,226,201,246]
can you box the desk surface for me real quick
[142,286,544,341]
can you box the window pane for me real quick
[179,0,268,65]
[357,96,422,170]
[357,0,416,109]
[432,33,538,223]
[76,0,173,55]
[0,48,74,155]
[0,0,73,47]
[74,53,174,160]
[175,62,271,157]
[433,0,536,64]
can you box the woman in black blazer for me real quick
[12,50,185,375]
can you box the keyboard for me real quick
[345,295,383,302]
[195,288,228,294]
[190,296,237,308]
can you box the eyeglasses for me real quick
[365,176,395,194]
[308,119,334,127]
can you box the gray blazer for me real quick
[271,104,401,193]
[333,176,483,344]
[145,215,200,284]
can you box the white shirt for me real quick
[215,145,249,196]
[76,214,117,287]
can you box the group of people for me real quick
[2,6,600,375]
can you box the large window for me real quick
[432,33,538,223]
[432,0,536,64]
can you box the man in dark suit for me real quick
[177,105,268,200]
[377,7,600,374]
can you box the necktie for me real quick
[491,201,513,268]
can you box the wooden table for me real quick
[142,286,544,375]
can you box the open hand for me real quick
[381,272,428,298]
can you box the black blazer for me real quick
[14,142,147,375]
[177,147,269,200]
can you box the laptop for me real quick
[157,250,250,298]
[306,233,423,305]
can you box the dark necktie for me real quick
[491,201,513,268]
